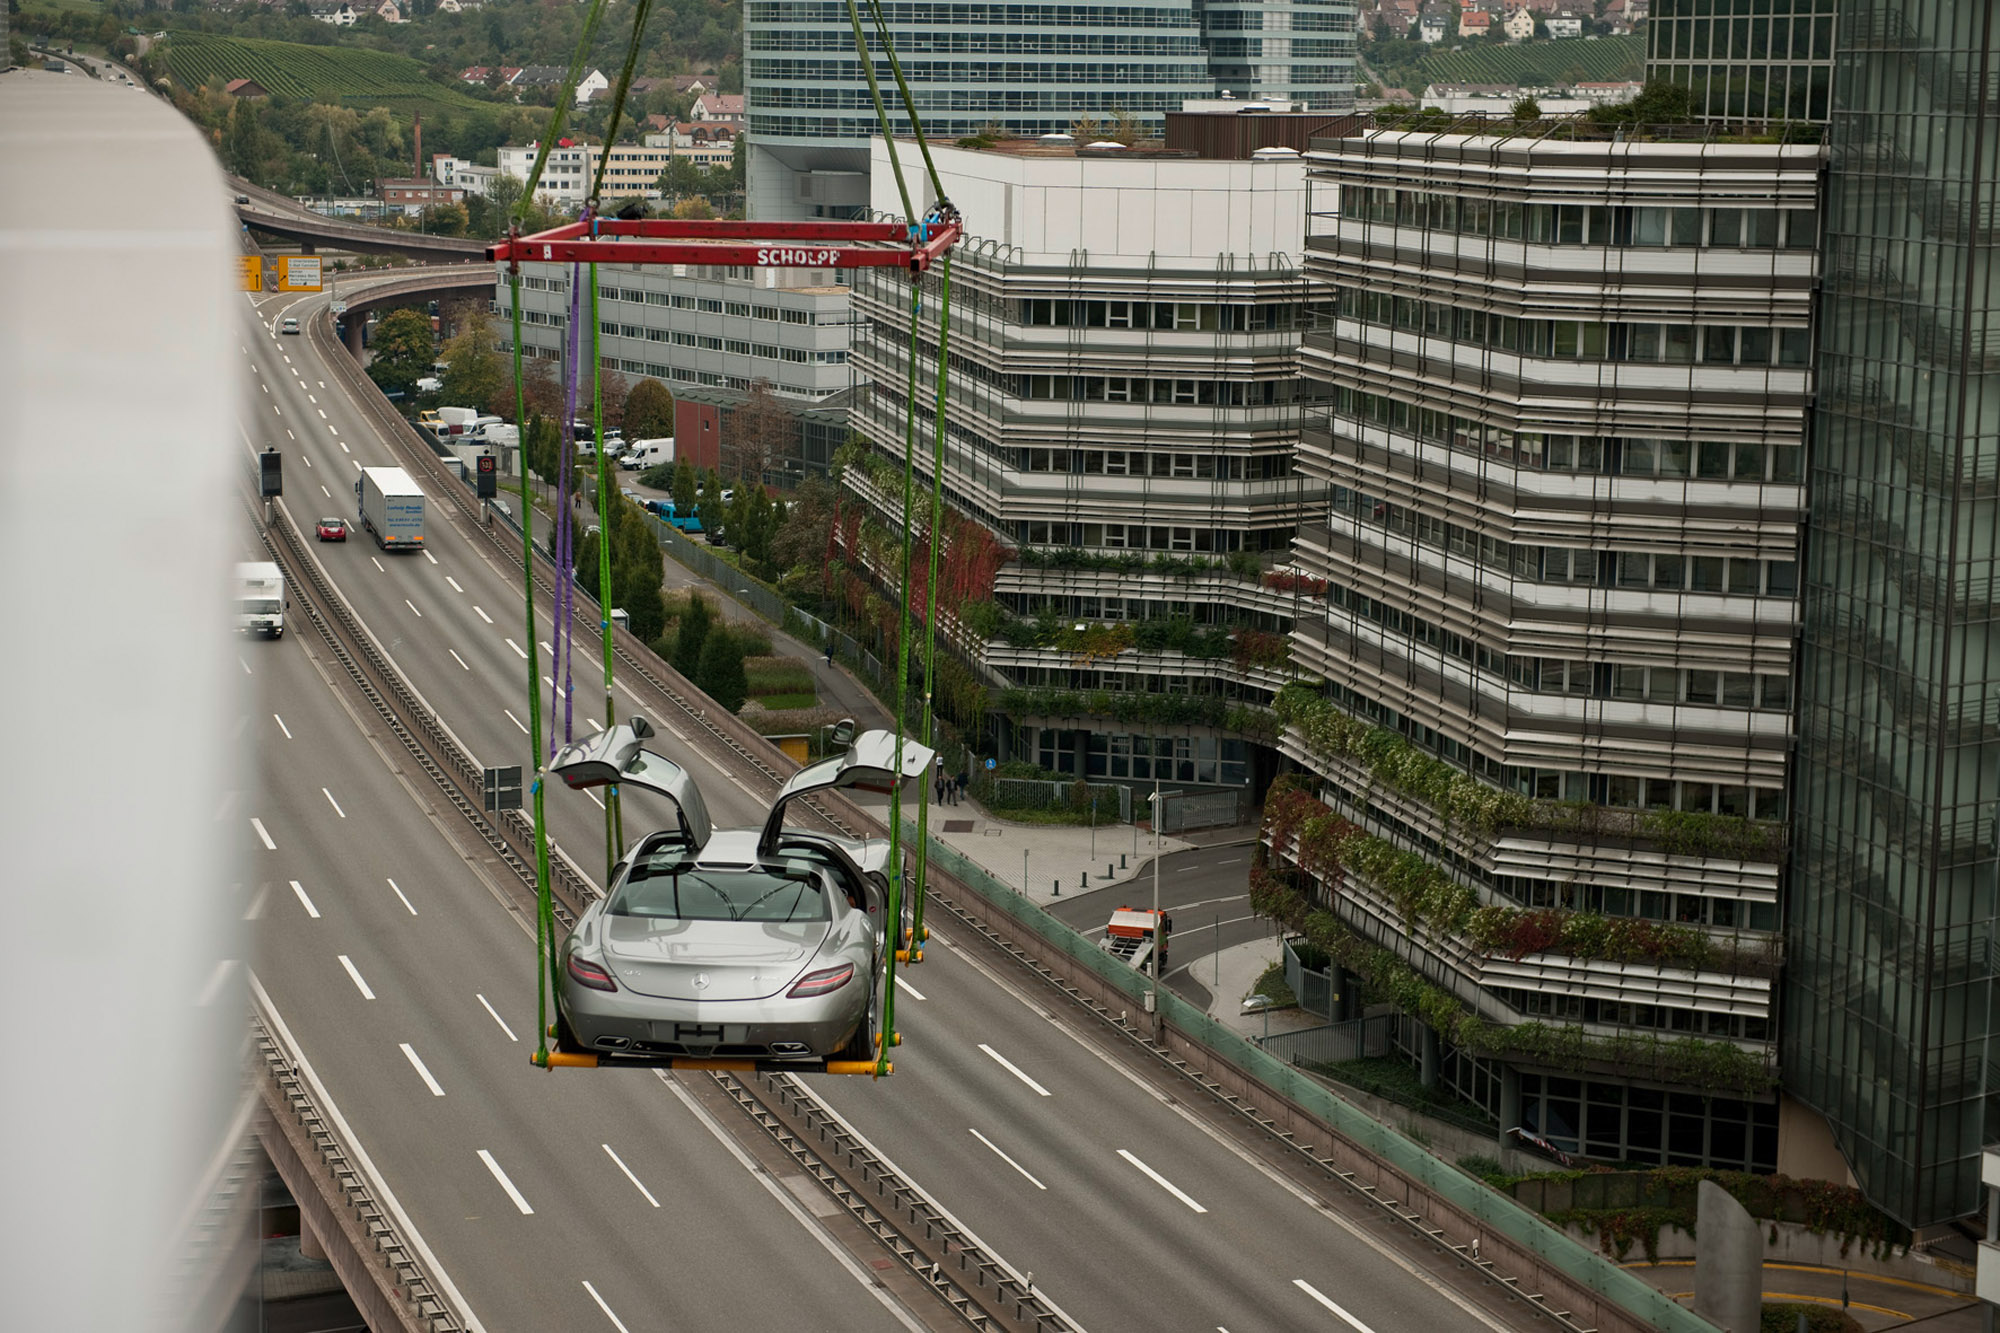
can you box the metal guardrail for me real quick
[253,992,468,1332]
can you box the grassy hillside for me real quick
[1425,34,1644,85]
[161,31,496,119]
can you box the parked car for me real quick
[315,517,348,542]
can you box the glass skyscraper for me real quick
[1647,0,1838,123]
[742,0,1354,219]
[1783,1,2000,1228]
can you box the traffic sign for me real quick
[237,255,262,292]
[985,758,996,770]
[483,765,523,813]
[280,255,323,292]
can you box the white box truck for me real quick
[356,466,426,551]
[620,437,674,471]
[235,562,287,638]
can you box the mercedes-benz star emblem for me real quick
[692,973,710,990]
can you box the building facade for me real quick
[843,138,1324,795]
[1279,128,1824,1172]
[1646,0,1838,123]
[742,0,1355,220]
[498,263,856,472]
[1782,0,2000,1228]
[496,141,687,207]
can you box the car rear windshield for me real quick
[609,861,829,923]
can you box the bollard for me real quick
[1081,871,1089,888]
[1107,861,1114,877]
[1052,879,1060,896]
[1119,853,1127,869]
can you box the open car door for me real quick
[549,719,713,850]
[758,729,935,854]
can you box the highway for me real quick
[242,272,1541,1332]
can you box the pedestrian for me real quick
[955,772,967,804]
[825,638,834,666]
[934,774,945,806]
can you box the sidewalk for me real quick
[1198,935,1325,1041]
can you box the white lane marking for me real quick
[352,460,361,472]
[503,708,528,735]
[329,425,339,437]
[542,675,555,689]
[251,818,276,850]
[339,441,350,453]
[1294,1280,1376,1332]
[287,429,295,440]
[449,649,470,670]
[652,1073,930,1333]
[317,408,327,419]
[897,976,926,1001]
[282,354,290,364]
[424,550,438,565]
[371,556,385,573]
[405,599,423,618]
[320,485,330,498]
[602,1145,660,1207]
[337,954,375,1000]
[243,885,270,920]
[477,1150,533,1215]
[400,1043,446,1097]
[273,405,281,415]
[446,576,464,592]
[196,959,238,1006]
[289,880,320,919]
[968,1128,1047,1190]
[239,657,253,676]
[1117,1148,1208,1213]
[978,1044,1051,1097]
[260,382,268,393]
[505,638,527,658]
[583,787,604,809]
[540,640,553,656]
[477,994,518,1042]
[322,787,346,818]
[474,605,494,624]
[588,717,604,731]
[273,713,292,739]
[1216,857,1245,865]
[387,878,418,915]
[307,393,316,404]
[582,1281,630,1333]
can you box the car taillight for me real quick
[787,963,854,998]
[567,951,617,992]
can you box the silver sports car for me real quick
[547,720,932,1068]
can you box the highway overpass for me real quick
[231,175,489,262]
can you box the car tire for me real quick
[835,984,878,1064]
[554,1003,581,1054]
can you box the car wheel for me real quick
[835,981,878,1064]
[554,1002,581,1054]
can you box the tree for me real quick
[670,196,715,220]
[439,309,506,414]
[625,377,676,441]
[672,461,698,515]
[672,592,713,678]
[417,201,469,235]
[1512,96,1542,122]
[367,307,435,398]
[770,474,839,571]
[724,379,789,484]
[696,630,748,712]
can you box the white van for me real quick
[620,438,674,471]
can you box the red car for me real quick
[316,517,348,542]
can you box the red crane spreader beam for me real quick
[487,217,962,273]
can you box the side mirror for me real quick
[630,715,655,740]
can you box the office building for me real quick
[1780,0,2000,1228]
[1277,124,1824,1172]
[842,135,1323,798]
[742,0,1356,219]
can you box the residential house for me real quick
[376,178,463,213]
[689,92,745,125]
[1417,6,1449,42]
[306,0,357,26]
[1458,8,1492,38]
[1544,14,1583,37]
[1503,7,1536,39]
[224,77,270,98]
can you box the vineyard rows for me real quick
[162,32,492,114]
[1422,34,1643,87]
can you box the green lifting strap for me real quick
[514,0,653,1067]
